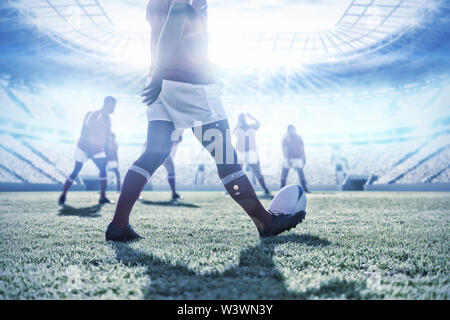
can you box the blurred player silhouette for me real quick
[331,145,349,185]
[280,125,310,193]
[107,133,121,192]
[58,96,116,205]
[140,134,183,203]
[105,0,305,242]
[233,113,271,198]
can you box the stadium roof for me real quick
[10,0,440,68]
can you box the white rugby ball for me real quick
[269,184,307,215]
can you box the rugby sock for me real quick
[297,169,309,192]
[280,168,289,189]
[249,164,270,194]
[257,175,270,194]
[220,169,272,231]
[62,162,83,195]
[62,177,74,195]
[111,167,149,228]
[168,174,176,197]
[300,180,309,193]
[113,169,121,192]
[99,177,107,199]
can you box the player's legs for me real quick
[280,167,290,189]
[111,121,175,228]
[111,168,121,192]
[163,156,179,200]
[58,161,83,205]
[63,161,83,193]
[93,157,109,201]
[192,119,272,232]
[248,162,270,195]
[296,168,309,193]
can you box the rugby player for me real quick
[233,113,272,198]
[105,0,305,241]
[140,134,183,202]
[280,125,310,193]
[58,96,116,205]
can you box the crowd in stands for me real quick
[0,133,448,186]
[0,165,22,183]
[374,134,450,184]
[431,167,450,183]
[0,135,66,183]
[0,145,53,183]
[397,146,450,183]
[1,79,448,187]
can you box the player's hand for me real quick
[142,70,163,106]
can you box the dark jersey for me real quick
[108,139,119,161]
[77,110,111,156]
[282,133,305,160]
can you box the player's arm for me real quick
[146,1,163,72]
[299,137,306,165]
[104,121,112,158]
[246,113,260,130]
[232,125,239,136]
[142,1,194,106]
[79,112,89,138]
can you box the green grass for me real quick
[0,191,449,300]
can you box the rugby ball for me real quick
[269,184,307,215]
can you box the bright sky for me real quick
[98,0,352,67]
[20,0,430,69]
[99,0,352,33]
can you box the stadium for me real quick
[0,0,449,302]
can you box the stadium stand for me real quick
[1,134,445,187]
[428,165,450,183]
[0,55,448,188]
[375,133,450,184]
[0,85,33,123]
[0,145,53,183]
[0,134,66,183]
[397,145,450,183]
[9,88,68,128]
[0,163,23,183]
[341,139,428,178]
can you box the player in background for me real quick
[331,145,349,185]
[58,96,116,206]
[107,133,121,192]
[233,113,272,198]
[105,0,305,242]
[162,137,183,202]
[140,134,183,203]
[280,125,310,193]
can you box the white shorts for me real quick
[237,150,259,165]
[107,161,119,169]
[74,147,106,163]
[147,79,228,129]
[283,158,304,169]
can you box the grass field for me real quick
[0,191,449,300]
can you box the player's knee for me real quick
[166,165,175,177]
[135,148,171,173]
[99,167,107,178]
[70,162,83,179]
